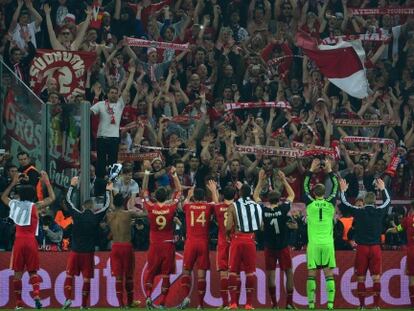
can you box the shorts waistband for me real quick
[112,242,133,247]
[233,233,255,240]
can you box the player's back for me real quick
[352,205,387,244]
[183,201,214,240]
[107,210,132,243]
[147,202,177,243]
[262,202,290,249]
[12,201,38,238]
[71,210,103,252]
[214,202,231,243]
[307,199,335,245]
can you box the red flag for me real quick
[29,50,96,98]
[296,32,370,99]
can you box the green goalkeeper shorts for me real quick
[307,243,336,269]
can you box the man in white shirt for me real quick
[113,165,139,210]
[8,0,42,51]
[90,66,135,178]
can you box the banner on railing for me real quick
[0,251,410,309]
[29,50,96,98]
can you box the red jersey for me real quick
[401,214,414,247]
[183,202,214,240]
[214,202,232,243]
[144,191,180,243]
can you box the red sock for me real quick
[236,277,241,303]
[64,276,73,300]
[220,277,229,306]
[29,274,41,299]
[181,274,191,298]
[245,275,255,305]
[159,276,170,306]
[13,278,23,307]
[82,280,90,307]
[197,278,206,307]
[373,282,381,307]
[357,281,365,306]
[409,285,414,307]
[228,274,238,305]
[126,278,134,306]
[268,286,276,307]
[115,279,124,307]
[286,288,293,306]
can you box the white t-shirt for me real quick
[114,178,139,199]
[90,97,125,138]
[12,22,40,50]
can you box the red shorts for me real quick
[146,242,176,276]
[264,247,292,271]
[66,251,95,278]
[228,233,256,274]
[110,242,135,278]
[406,246,414,276]
[355,244,382,276]
[216,240,230,271]
[11,237,39,272]
[183,239,210,271]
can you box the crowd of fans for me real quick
[1,0,414,252]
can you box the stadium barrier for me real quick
[0,251,410,308]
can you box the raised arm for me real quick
[94,182,113,214]
[25,0,43,29]
[206,180,219,203]
[338,178,358,213]
[43,4,64,50]
[8,0,23,33]
[171,166,182,195]
[1,174,19,206]
[71,7,93,51]
[278,170,295,202]
[36,171,56,208]
[375,178,391,209]
[324,159,338,204]
[122,65,136,102]
[304,159,320,204]
[66,177,82,213]
[253,169,266,202]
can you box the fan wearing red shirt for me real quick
[211,184,236,308]
[178,183,215,309]
[387,205,414,308]
[142,167,182,309]
[1,172,56,310]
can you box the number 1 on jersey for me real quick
[190,210,206,226]
[319,208,323,221]
[270,218,280,234]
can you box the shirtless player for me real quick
[107,193,146,308]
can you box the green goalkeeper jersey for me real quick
[303,171,338,245]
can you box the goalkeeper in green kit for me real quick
[303,158,338,310]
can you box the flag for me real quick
[29,49,96,98]
[296,32,371,99]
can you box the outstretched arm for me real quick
[66,177,82,213]
[304,159,320,204]
[71,7,93,51]
[94,182,113,214]
[25,0,43,29]
[121,65,136,102]
[44,4,64,50]
[279,171,295,202]
[375,178,391,209]
[324,159,338,204]
[338,178,358,214]
[1,174,19,206]
[36,171,56,208]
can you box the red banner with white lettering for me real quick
[0,251,410,308]
[29,50,96,98]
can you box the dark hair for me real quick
[155,187,168,203]
[108,86,119,93]
[193,188,205,201]
[83,199,94,210]
[223,186,236,200]
[122,165,133,175]
[175,160,184,166]
[313,184,325,197]
[113,193,124,208]
[17,151,29,158]
[18,185,36,202]
[240,184,251,199]
[10,47,21,55]
[268,191,280,204]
